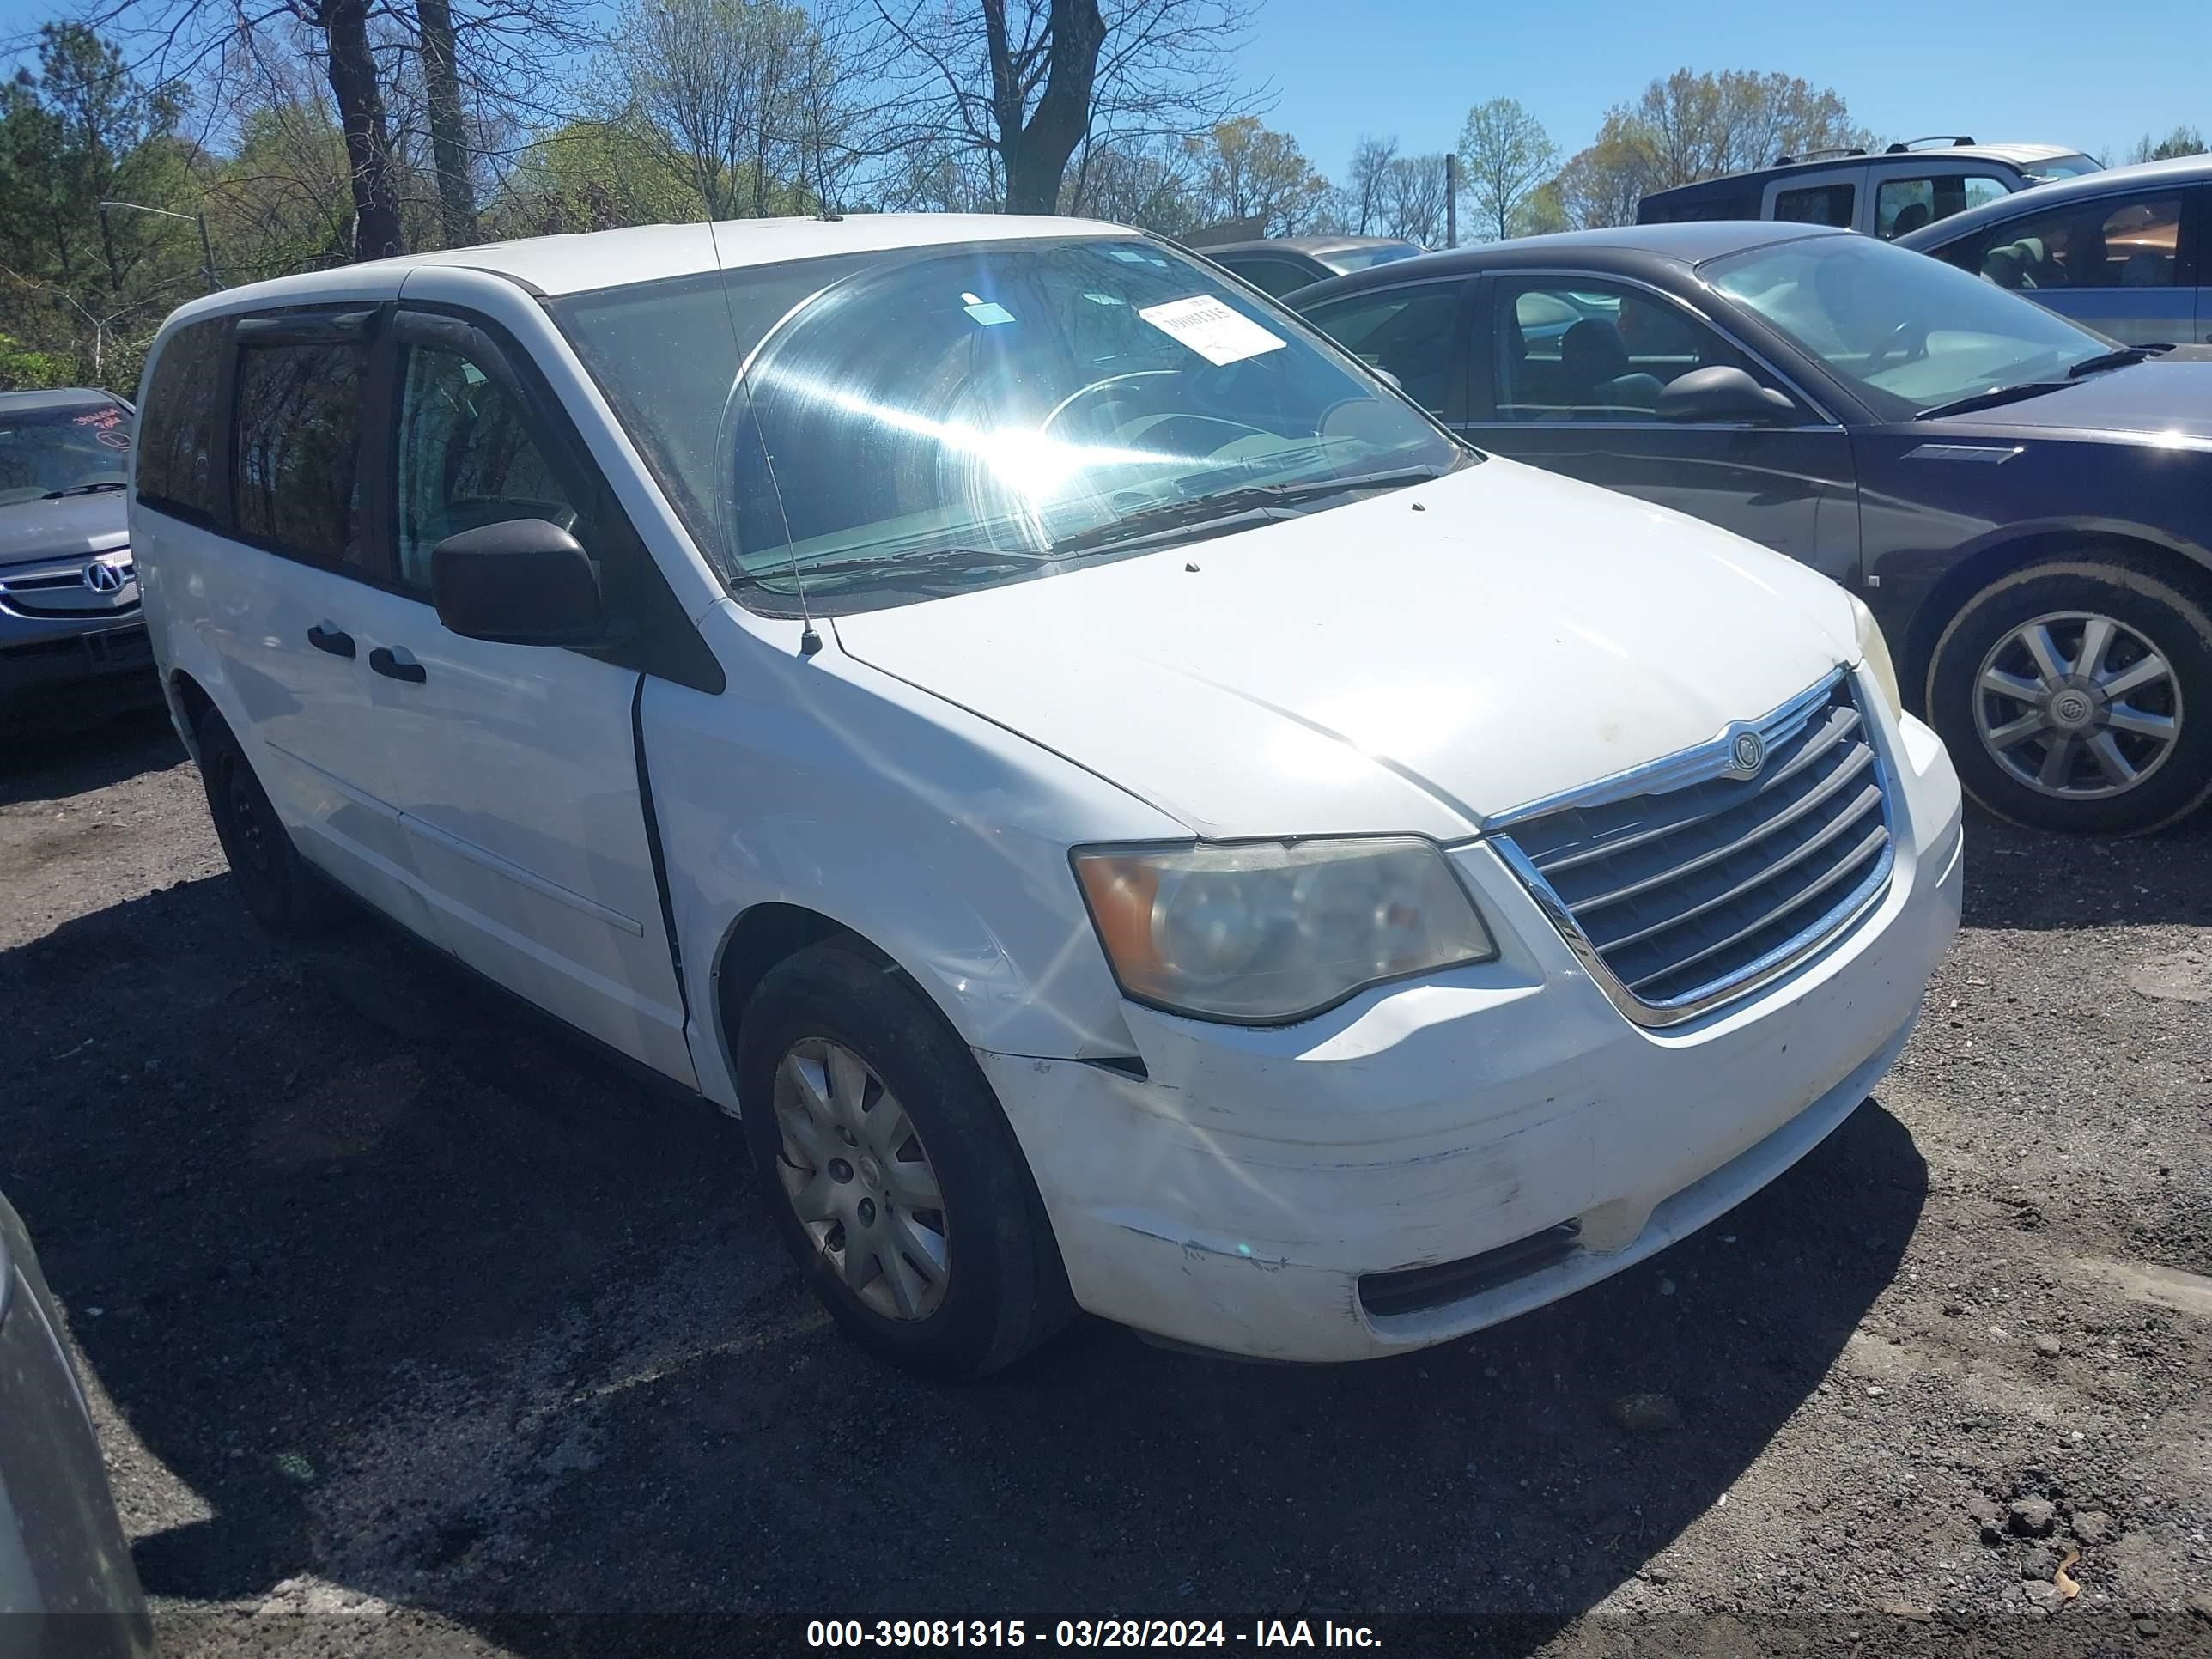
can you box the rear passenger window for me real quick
[137,319,227,523]
[234,340,368,567]
[1773,184,1855,228]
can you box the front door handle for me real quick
[306,623,356,659]
[368,646,427,684]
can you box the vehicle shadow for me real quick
[0,708,183,807]
[1960,803,2212,931]
[2,874,1925,1651]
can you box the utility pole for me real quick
[1444,154,1457,248]
[99,201,220,292]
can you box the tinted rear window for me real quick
[137,319,227,522]
[234,341,369,567]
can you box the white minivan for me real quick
[132,215,1965,1376]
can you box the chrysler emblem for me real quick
[82,558,129,593]
[1731,731,1766,775]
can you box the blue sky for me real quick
[1243,0,2208,179]
[4,0,2203,182]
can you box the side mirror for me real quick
[1657,365,1797,424]
[1371,366,1406,392]
[431,519,606,647]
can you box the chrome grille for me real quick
[1497,672,1892,1023]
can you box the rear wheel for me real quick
[1926,556,2212,836]
[195,710,352,936]
[735,940,1071,1378]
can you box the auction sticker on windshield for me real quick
[1137,295,1287,366]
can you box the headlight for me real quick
[1073,837,1497,1024]
[1850,594,1904,720]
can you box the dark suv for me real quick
[1637,138,2099,242]
[0,389,160,734]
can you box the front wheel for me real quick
[735,940,1073,1378]
[1925,556,2212,835]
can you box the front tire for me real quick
[735,940,1072,1379]
[1926,556,2212,836]
[195,710,352,936]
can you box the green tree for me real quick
[1457,96,1556,241]
[2129,125,2206,163]
[1187,116,1333,236]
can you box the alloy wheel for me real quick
[1972,610,2183,800]
[772,1038,951,1322]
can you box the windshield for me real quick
[1705,234,2109,420]
[553,237,1461,613]
[2022,154,2101,183]
[1326,242,1425,273]
[0,398,131,507]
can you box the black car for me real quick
[1194,235,1426,298]
[0,1192,152,1656]
[1289,222,2212,835]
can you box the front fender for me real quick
[641,617,1176,1114]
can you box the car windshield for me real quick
[1704,234,2110,420]
[552,237,1462,613]
[1326,242,1424,272]
[2022,154,2101,183]
[0,398,131,508]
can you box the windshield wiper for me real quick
[1917,381,2072,420]
[1049,464,1452,558]
[732,544,1059,590]
[41,481,125,499]
[2066,345,2164,378]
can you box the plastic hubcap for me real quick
[771,1038,951,1322]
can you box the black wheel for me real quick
[1926,555,2212,835]
[195,709,353,936]
[735,940,1072,1379]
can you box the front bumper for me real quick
[0,615,160,726]
[980,711,1964,1363]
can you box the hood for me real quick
[0,490,130,568]
[1934,357,2212,446]
[832,459,1859,839]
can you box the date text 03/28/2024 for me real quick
[805,1620,1382,1649]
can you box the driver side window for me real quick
[394,342,574,592]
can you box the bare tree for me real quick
[1339,132,1395,235]
[1457,96,1555,242]
[1377,152,1446,244]
[866,0,1254,215]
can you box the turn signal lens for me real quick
[1850,594,1904,721]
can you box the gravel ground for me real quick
[2,712,2209,1658]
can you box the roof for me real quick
[1200,235,1419,259]
[1292,219,1844,294]
[1644,142,2091,200]
[1897,151,2212,250]
[167,213,1139,318]
[0,388,125,413]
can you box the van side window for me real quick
[234,340,369,567]
[1773,184,1855,228]
[1875,173,2012,240]
[137,319,227,523]
[393,343,575,591]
